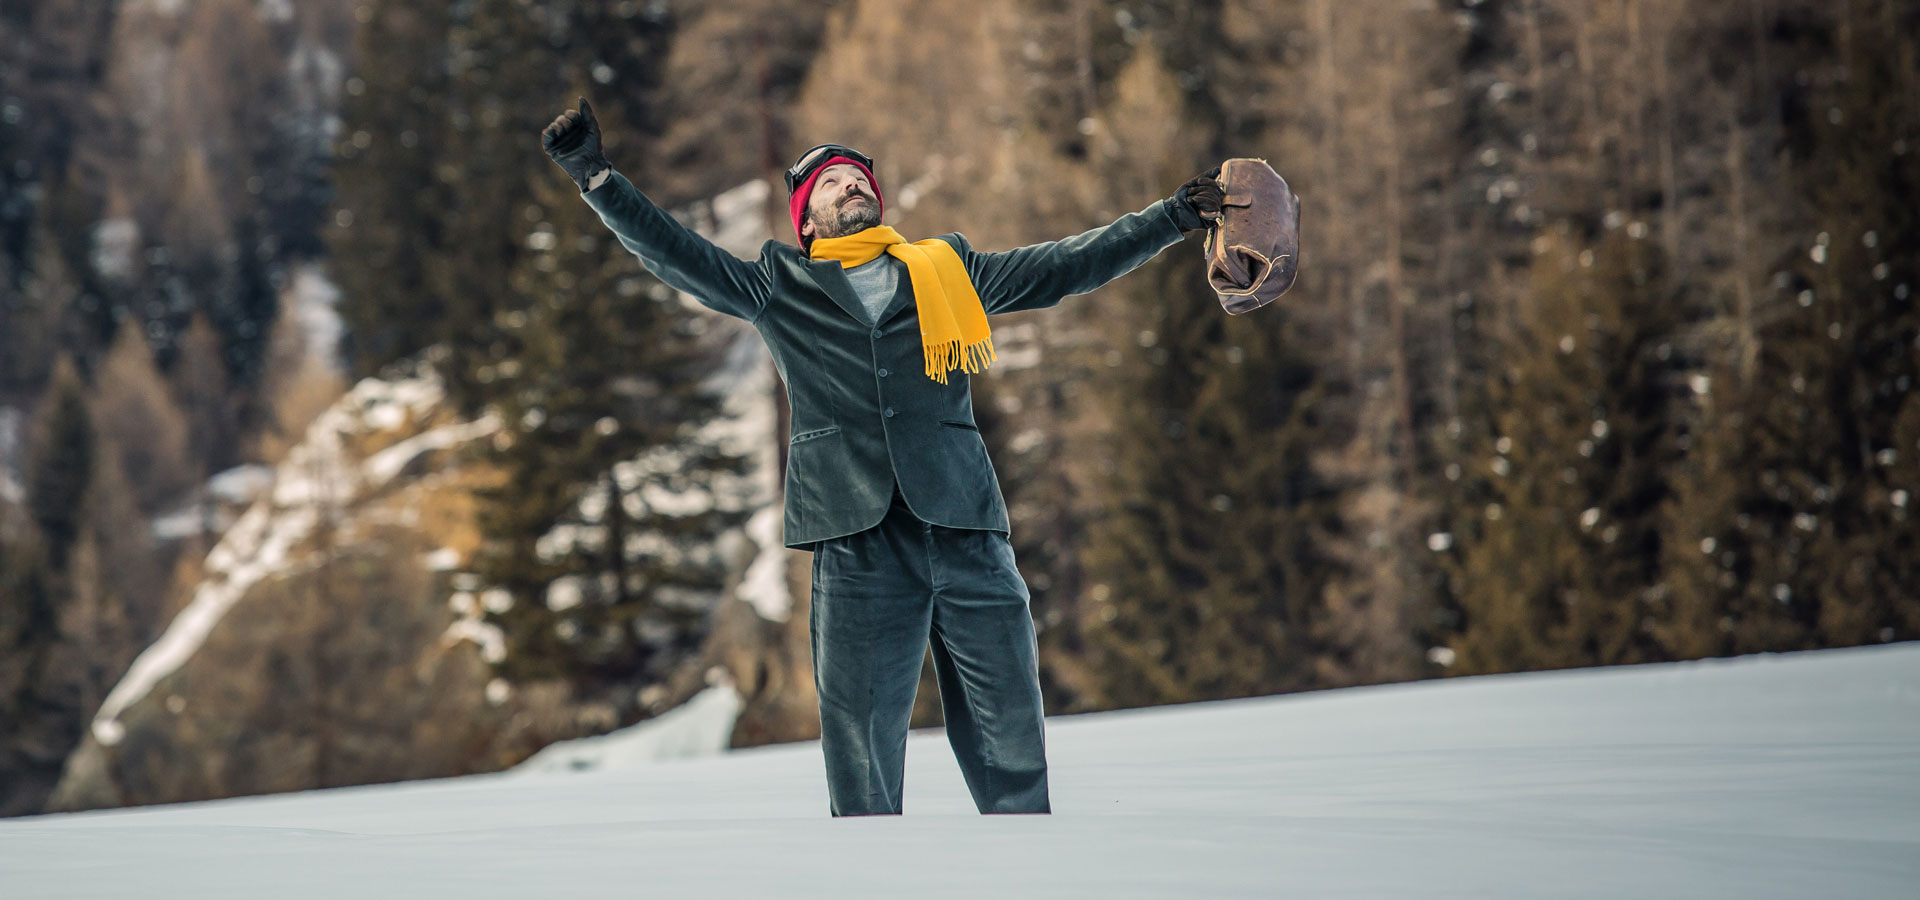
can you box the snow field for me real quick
[6,643,1916,899]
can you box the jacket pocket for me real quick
[790,425,841,444]
[939,420,980,432]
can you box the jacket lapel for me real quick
[876,275,914,325]
[799,259,875,326]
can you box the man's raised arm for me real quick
[542,98,770,323]
[955,166,1224,316]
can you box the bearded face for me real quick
[813,191,882,238]
[802,163,881,241]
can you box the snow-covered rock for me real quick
[513,673,743,774]
[43,361,553,812]
[93,367,494,747]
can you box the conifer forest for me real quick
[1,0,1915,815]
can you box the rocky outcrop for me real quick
[47,345,815,811]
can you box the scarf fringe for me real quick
[924,337,997,385]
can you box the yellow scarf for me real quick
[810,226,996,384]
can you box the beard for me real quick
[812,192,882,240]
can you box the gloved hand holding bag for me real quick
[1203,158,1301,315]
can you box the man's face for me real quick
[802,163,880,240]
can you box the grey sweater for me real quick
[842,255,902,325]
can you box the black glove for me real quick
[1166,165,1225,232]
[542,97,612,193]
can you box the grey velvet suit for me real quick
[581,168,1184,815]
[581,169,1185,550]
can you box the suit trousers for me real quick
[808,482,1051,816]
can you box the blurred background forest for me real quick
[1,0,1915,817]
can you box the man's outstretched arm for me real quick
[543,98,771,323]
[957,167,1223,316]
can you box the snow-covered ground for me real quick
[6,643,1916,899]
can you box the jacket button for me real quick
[878,368,889,377]
[884,407,895,418]
[871,329,882,338]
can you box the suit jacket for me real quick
[582,169,1185,549]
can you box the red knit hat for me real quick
[788,155,883,245]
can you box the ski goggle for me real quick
[785,143,875,194]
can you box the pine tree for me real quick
[325,0,750,711]
[328,0,675,411]
[216,216,286,411]
[1289,0,1465,689]
[474,167,749,703]
[92,317,194,516]
[0,503,58,816]
[1655,375,1746,658]
[4,354,149,815]
[1074,238,1341,708]
[1770,0,1920,648]
[77,423,167,643]
[26,357,93,573]
[1661,0,1920,654]
[1,233,80,394]
[327,0,458,381]
[652,0,832,206]
[170,312,241,475]
[1442,230,1683,674]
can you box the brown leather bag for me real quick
[1204,158,1301,315]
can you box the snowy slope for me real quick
[6,644,1916,899]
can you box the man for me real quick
[542,98,1223,816]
